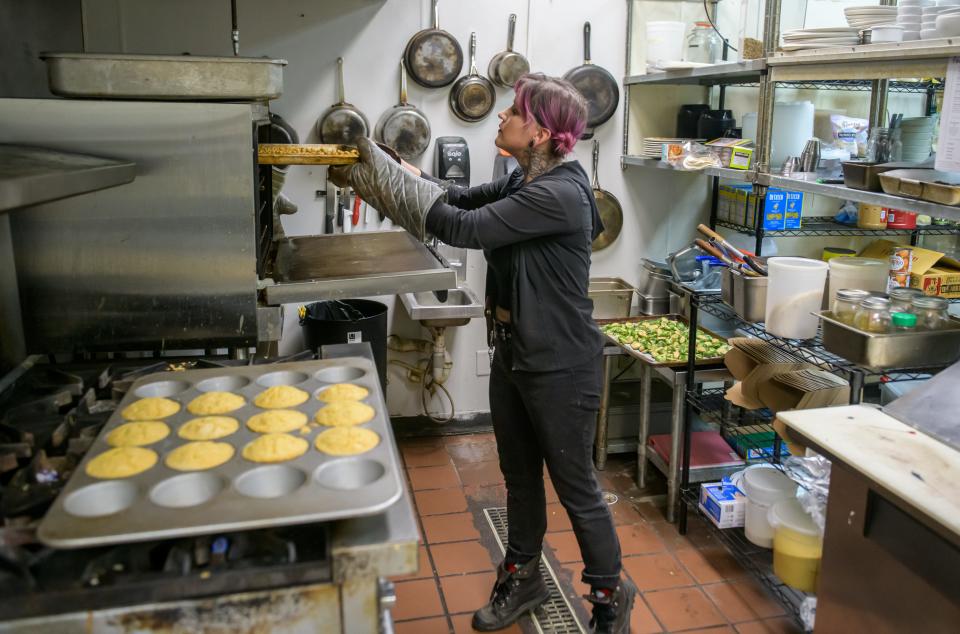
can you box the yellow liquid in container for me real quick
[769,498,822,593]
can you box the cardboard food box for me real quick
[758,368,850,413]
[760,188,805,231]
[719,184,751,224]
[705,138,754,170]
[699,482,746,529]
[724,339,814,409]
[859,239,960,298]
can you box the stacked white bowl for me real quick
[898,0,924,41]
[899,116,936,162]
[937,1,960,38]
[922,1,945,39]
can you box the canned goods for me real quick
[889,247,913,290]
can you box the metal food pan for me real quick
[878,168,960,206]
[589,277,638,319]
[817,311,960,371]
[38,358,401,548]
[597,314,729,368]
[41,53,286,100]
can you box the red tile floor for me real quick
[392,432,802,634]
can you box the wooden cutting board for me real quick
[257,143,359,165]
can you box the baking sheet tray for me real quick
[40,53,286,101]
[258,144,359,165]
[596,314,729,368]
[38,358,402,548]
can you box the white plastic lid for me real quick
[741,467,797,504]
[768,498,820,538]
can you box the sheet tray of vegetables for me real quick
[598,315,731,367]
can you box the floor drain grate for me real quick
[483,507,585,634]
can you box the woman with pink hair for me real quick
[330,73,633,634]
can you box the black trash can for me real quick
[300,299,388,392]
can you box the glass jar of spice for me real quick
[853,296,893,333]
[833,289,871,325]
[888,287,923,314]
[911,296,951,330]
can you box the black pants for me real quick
[490,329,622,589]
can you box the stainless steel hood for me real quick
[261,232,455,305]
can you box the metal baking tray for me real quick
[38,358,401,548]
[258,144,358,165]
[597,314,729,368]
[877,168,960,206]
[841,161,898,192]
[817,311,960,371]
[40,53,286,101]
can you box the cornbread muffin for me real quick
[314,401,375,427]
[241,433,309,463]
[315,427,380,456]
[106,421,170,447]
[187,392,245,415]
[316,383,369,403]
[165,441,235,471]
[85,447,158,479]
[254,385,309,409]
[246,410,308,434]
[178,416,239,441]
[121,397,180,421]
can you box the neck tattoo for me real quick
[520,148,561,183]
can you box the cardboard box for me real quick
[859,239,960,298]
[760,188,805,231]
[726,424,793,461]
[719,184,751,224]
[706,138,754,170]
[699,482,746,529]
[784,190,804,230]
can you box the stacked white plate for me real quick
[844,5,898,30]
[899,116,936,162]
[639,137,689,159]
[781,27,859,51]
[898,0,925,41]
[922,2,944,38]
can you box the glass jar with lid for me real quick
[888,287,923,314]
[832,289,871,325]
[686,22,722,64]
[911,296,951,330]
[853,296,893,333]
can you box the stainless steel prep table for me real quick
[595,344,734,522]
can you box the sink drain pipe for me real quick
[387,333,455,423]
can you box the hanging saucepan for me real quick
[316,57,369,145]
[590,139,623,251]
[563,22,620,139]
[375,59,431,160]
[404,0,463,88]
[488,14,530,89]
[449,33,496,123]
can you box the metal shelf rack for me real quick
[680,488,810,629]
[622,157,758,183]
[715,215,960,238]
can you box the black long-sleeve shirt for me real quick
[423,162,604,372]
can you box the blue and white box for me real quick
[699,482,746,529]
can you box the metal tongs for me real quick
[696,224,768,276]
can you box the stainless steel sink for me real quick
[399,286,484,327]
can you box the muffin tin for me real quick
[38,358,402,548]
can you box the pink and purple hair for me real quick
[513,73,587,157]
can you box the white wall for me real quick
[81,0,710,418]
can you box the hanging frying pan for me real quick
[375,59,431,160]
[449,33,496,123]
[316,57,369,145]
[488,14,530,89]
[404,0,463,88]
[564,22,620,138]
[590,139,623,251]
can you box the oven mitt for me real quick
[328,137,444,241]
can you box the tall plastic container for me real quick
[741,102,815,169]
[741,467,797,548]
[827,257,889,306]
[765,257,829,339]
[300,299,388,392]
[768,498,823,592]
[646,21,687,68]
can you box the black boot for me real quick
[584,578,637,634]
[472,557,551,631]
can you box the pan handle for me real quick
[432,0,440,29]
[336,57,346,104]
[583,22,592,64]
[469,32,478,76]
[399,58,408,105]
[592,139,601,190]
[507,14,517,52]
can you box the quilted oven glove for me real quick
[328,137,445,241]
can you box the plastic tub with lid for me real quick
[768,498,822,592]
[740,467,797,548]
